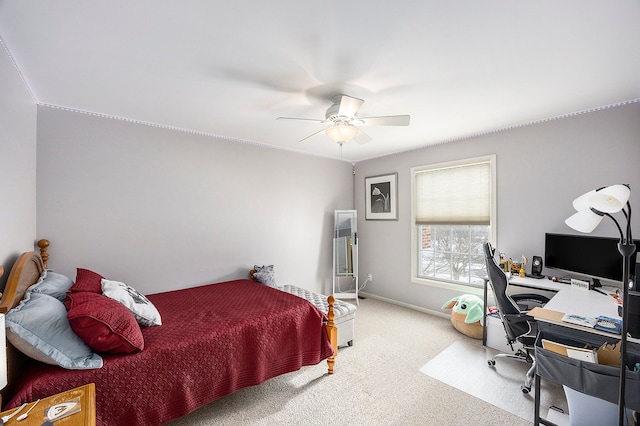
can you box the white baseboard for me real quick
[359,292,449,319]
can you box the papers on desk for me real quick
[560,313,623,334]
[561,313,597,328]
[541,339,598,363]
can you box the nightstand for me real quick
[0,383,95,426]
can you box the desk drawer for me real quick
[535,326,640,411]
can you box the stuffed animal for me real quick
[442,294,484,339]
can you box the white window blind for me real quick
[414,160,491,225]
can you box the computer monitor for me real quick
[544,233,638,285]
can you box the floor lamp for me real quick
[565,184,635,426]
[0,313,7,411]
[0,266,7,395]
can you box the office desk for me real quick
[529,284,637,343]
[535,285,619,318]
[528,286,639,426]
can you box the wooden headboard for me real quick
[0,240,50,407]
[0,242,49,314]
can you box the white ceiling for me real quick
[1,1,639,162]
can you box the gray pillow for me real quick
[5,292,103,370]
[253,265,276,287]
[29,270,74,301]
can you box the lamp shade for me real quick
[326,123,357,144]
[0,313,6,390]
[590,184,630,213]
[572,189,598,212]
[565,210,604,233]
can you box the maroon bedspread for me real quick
[5,280,333,425]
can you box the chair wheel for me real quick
[488,360,496,366]
[521,385,530,394]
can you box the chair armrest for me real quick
[502,312,534,324]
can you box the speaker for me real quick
[627,290,640,338]
[531,256,543,276]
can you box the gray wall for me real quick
[3,32,639,313]
[36,107,353,295]
[355,102,640,314]
[0,46,38,288]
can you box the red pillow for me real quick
[65,292,144,354]
[69,268,104,293]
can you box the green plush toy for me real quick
[442,294,484,339]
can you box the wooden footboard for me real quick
[326,295,337,374]
[248,268,338,374]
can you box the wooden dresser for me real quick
[0,383,95,426]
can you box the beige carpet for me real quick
[420,339,567,423]
[166,297,553,425]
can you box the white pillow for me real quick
[101,279,162,327]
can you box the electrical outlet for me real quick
[367,274,373,281]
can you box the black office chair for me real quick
[483,242,549,394]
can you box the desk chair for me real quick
[483,242,549,393]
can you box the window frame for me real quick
[410,155,497,292]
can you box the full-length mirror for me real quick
[333,210,358,302]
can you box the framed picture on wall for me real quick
[365,173,398,220]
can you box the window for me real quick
[411,155,496,289]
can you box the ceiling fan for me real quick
[277,95,410,145]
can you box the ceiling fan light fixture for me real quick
[326,123,358,144]
[278,94,409,145]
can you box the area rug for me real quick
[419,339,567,423]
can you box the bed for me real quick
[0,240,337,425]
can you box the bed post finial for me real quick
[37,239,50,269]
[326,295,337,374]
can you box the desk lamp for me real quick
[565,184,634,426]
[0,265,6,392]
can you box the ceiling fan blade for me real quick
[354,128,372,145]
[336,95,364,117]
[277,117,326,123]
[298,128,329,143]
[358,115,410,126]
